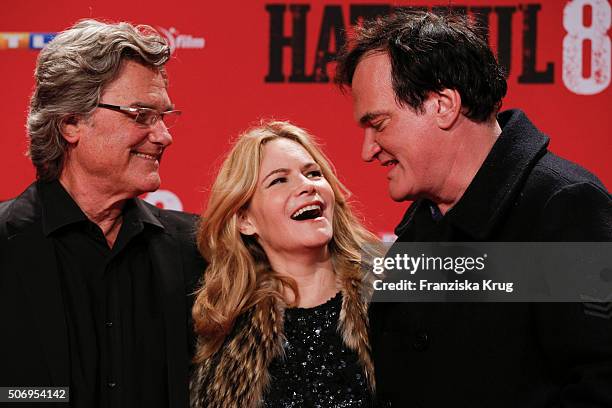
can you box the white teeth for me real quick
[133,152,158,160]
[291,204,322,219]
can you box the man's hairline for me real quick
[346,48,389,88]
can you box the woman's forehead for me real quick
[260,138,315,167]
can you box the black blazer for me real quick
[371,110,612,408]
[0,182,205,408]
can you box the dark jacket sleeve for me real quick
[158,209,207,358]
[534,182,612,407]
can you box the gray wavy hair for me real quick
[27,19,171,180]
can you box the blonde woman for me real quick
[190,121,380,407]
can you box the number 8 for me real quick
[563,0,611,95]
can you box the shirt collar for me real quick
[40,180,164,236]
[131,198,165,230]
[39,180,88,236]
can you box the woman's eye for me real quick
[269,177,286,187]
[307,170,322,178]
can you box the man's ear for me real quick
[238,211,257,236]
[434,88,461,130]
[60,115,84,144]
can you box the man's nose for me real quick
[361,129,381,162]
[148,121,173,147]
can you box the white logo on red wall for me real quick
[157,27,205,54]
[144,189,183,211]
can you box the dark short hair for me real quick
[335,10,507,122]
[27,19,170,181]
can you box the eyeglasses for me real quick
[97,103,182,128]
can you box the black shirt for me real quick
[39,181,169,408]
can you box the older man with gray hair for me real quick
[0,19,204,408]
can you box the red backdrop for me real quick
[1,0,610,237]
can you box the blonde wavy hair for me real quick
[192,121,379,362]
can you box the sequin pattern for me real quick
[264,292,372,407]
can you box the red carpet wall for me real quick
[1,0,610,237]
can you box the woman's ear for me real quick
[238,211,257,236]
[434,88,462,130]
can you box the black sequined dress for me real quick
[264,292,373,408]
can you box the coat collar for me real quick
[396,109,550,240]
[4,182,41,236]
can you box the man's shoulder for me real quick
[526,151,609,201]
[0,199,14,220]
[0,183,41,237]
[516,151,611,240]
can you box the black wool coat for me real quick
[371,110,612,408]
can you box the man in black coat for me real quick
[0,20,205,408]
[336,10,612,408]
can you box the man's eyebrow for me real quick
[359,111,386,127]
[132,101,175,111]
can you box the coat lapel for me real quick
[148,231,188,408]
[8,228,70,386]
[4,183,70,386]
